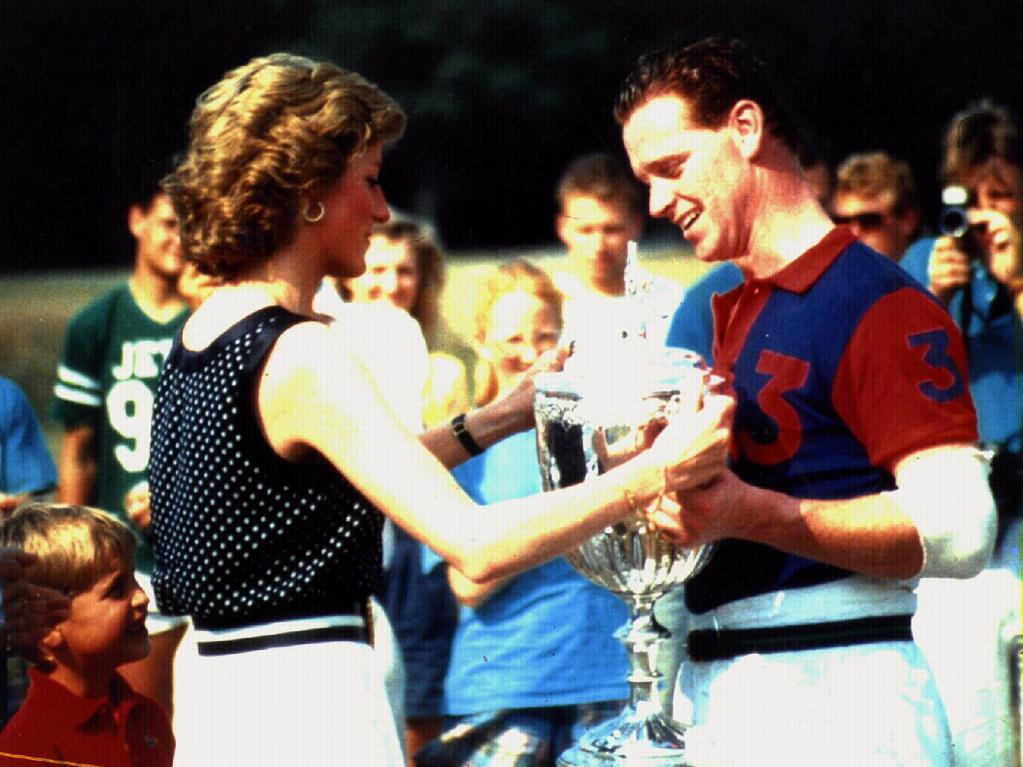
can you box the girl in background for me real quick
[418,261,631,767]
[315,220,463,764]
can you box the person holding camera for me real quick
[901,100,1023,559]
[900,99,1022,767]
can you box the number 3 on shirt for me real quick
[907,329,965,403]
[739,350,810,465]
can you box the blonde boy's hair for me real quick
[0,503,137,596]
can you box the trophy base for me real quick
[557,710,696,767]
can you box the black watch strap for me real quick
[451,413,484,456]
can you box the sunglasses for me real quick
[831,211,887,230]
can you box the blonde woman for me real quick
[150,54,732,766]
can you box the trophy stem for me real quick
[623,597,666,711]
[558,596,695,766]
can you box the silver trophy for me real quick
[534,346,715,767]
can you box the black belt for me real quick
[687,614,913,662]
[192,599,369,631]
[197,623,368,656]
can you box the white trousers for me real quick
[667,579,951,766]
[676,639,952,767]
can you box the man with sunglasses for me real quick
[831,151,922,260]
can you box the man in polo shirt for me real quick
[666,149,921,366]
[617,37,996,766]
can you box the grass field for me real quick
[0,242,710,459]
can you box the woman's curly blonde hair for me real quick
[165,53,406,279]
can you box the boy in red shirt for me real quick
[0,504,174,766]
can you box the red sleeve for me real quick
[833,287,978,471]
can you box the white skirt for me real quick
[172,618,404,767]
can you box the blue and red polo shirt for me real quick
[680,227,978,614]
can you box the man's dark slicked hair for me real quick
[614,37,801,154]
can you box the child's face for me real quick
[482,290,561,398]
[57,559,150,672]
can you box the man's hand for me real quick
[0,547,70,651]
[125,482,152,532]
[658,469,760,548]
[927,236,972,304]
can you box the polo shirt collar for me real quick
[750,226,857,294]
[27,666,132,728]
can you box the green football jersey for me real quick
[52,284,188,572]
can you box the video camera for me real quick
[939,185,972,238]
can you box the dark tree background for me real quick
[2,0,1022,271]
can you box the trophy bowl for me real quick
[534,347,715,767]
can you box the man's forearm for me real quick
[742,485,925,579]
[57,466,96,504]
[56,428,98,504]
[741,446,997,581]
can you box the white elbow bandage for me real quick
[890,447,997,578]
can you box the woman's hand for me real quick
[125,482,152,532]
[492,344,572,433]
[652,392,734,494]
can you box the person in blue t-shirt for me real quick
[0,376,60,724]
[417,261,629,767]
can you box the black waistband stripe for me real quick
[687,614,913,662]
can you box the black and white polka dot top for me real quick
[149,306,383,630]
